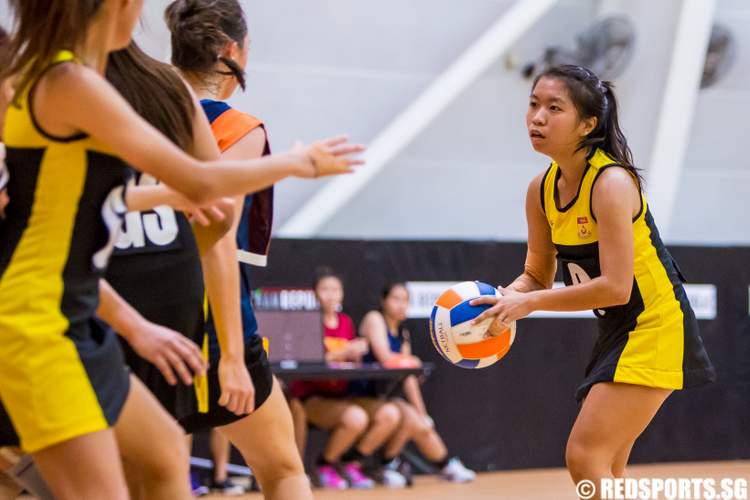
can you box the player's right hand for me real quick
[217,356,256,416]
[291,135,365,178]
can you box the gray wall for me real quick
[3,0,747,243]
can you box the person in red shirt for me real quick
[291,268,408,489]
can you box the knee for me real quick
[565,437,595,482]
[142,425,189,482]
[252,450,305,486]
[373,403,401,431]
[401,407,429,438]
[566,433,621,483]
[340,406,368,434]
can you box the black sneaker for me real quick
[208,478,246,496]
[394,457,414,487]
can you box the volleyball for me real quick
[429,281,516,369]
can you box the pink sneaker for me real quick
[341,463,375,489]
[316,464,348,490]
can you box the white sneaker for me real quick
[381,468,407,488]
[440,457,476,483]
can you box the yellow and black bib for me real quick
[0,51,132,452]
[541,149,714,399]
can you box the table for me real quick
[271,362,434,398]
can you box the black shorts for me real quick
[108,248,205,423]
[179,335,274,434]
[117,293,204,423]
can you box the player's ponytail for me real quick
[533,65,642,187]
[106,42,195,151]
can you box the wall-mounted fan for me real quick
[522,16,636,80]
[701,23,736,89]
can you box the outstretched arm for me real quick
[36,63,364,205]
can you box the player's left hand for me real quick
[470,286,533,327]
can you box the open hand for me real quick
[291,135,365,178]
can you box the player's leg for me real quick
[121,455,145,500]
[287,397,308,456]
[218,378,313,500]
[611,441,634,478]
[565,382,671,498]
[0,451,22,500]
[209,430,231,484]
[32,430,129,500]
[114,376,191,500]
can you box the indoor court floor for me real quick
[207,460,749,500]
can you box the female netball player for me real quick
[0,20,210,498]
[471,65,715,496]
[0,0,361,498]
[104,42,246,497]
[104,42,314,497]
[105,42,253,431]
[165,1,327,497]
[360,283,476,483]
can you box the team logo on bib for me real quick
[577,216,592,239]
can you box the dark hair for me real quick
[381,282,408,301]
[165,0,248,91]
[532,65,641,185]
[1,0,105,101]
[313,266,342,290]
[106,43,195,151]
[379,282,409,339]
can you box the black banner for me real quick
[210,239,750,472]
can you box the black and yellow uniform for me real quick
[541,148,715,401]
[105,172,205,422]
[0,52,131,452]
